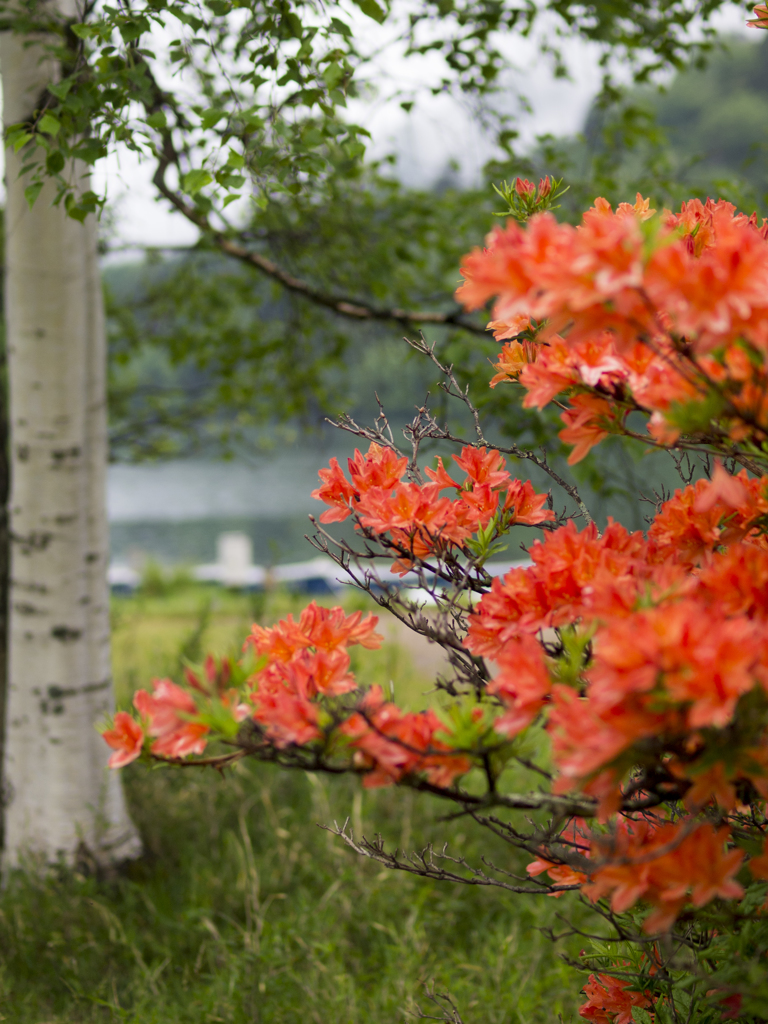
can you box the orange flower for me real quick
[645,203,768,349]
[488,634,552,736]
[693,461,748,513]
[311,456,356,522]
[487,313,532,341]
[489,339,538,386]
[558,394,616,464]
[251,671,321,747]
[465,519,648,657]
[347,443,408,494]
[455,220,531,312]
[503,478,554,525]
[102,712,144,768]
[297,602,383,652]
[247,602,382,659]
[519,337,577,407]
[650,473,768,566]
[452,446,510,488]
[527,855,587,894]
[246,602,385,744]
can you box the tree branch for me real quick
[150,142,488,335]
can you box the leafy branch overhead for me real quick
[0,0,748,322]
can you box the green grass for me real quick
[0,583,584,1023]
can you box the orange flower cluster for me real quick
[312,442,553,571]
[468,468,768,816]
[458,198,768,462]
[579,972,653,1024]
[585,821,743,934]
[244,604,469,785]
[104,601,470,790]
[103,658,251,766]
[340,686,471,788]
[103,678,211,766]
[245,602,383,746]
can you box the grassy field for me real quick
[0,582,585,1023]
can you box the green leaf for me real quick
[200,109,224,130]
[329,17,352,37]
[119,20,145,42]
[302,128,325,148]
[67,206,88,223]
[24,182,44,208]
[322,62,344,90]
[8,130,33,152]
[46,150,66,174]
[225,148,245,169]
[79,190,102,210]
[181,168,213,195]
[37,113,61,137]
[70,22,95,39]
[632,1007,653,1024]
[72,138,108,164]
[48,81,72,101]
[351,0,386,22]
[145,110,167,129]
[343,140,365,160]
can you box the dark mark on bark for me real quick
[13,603,39,616]
[50,446,81,464]
[12,529,52,554]
[14,581,48,594]
[47,680,110,699]
[51,625,82,642]
[40,679,110,716]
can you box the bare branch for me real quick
[409,984,465,1024]
[322,820,580,895]
[404,336,595,525]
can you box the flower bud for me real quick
[748,3,768,27]
[537,175,551,199]
[514,177,535,197]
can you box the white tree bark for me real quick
[0,24,141,865]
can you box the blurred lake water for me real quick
[108,444,357,568]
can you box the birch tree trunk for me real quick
[0,22,141,866]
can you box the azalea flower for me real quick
[102,712,144,768]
